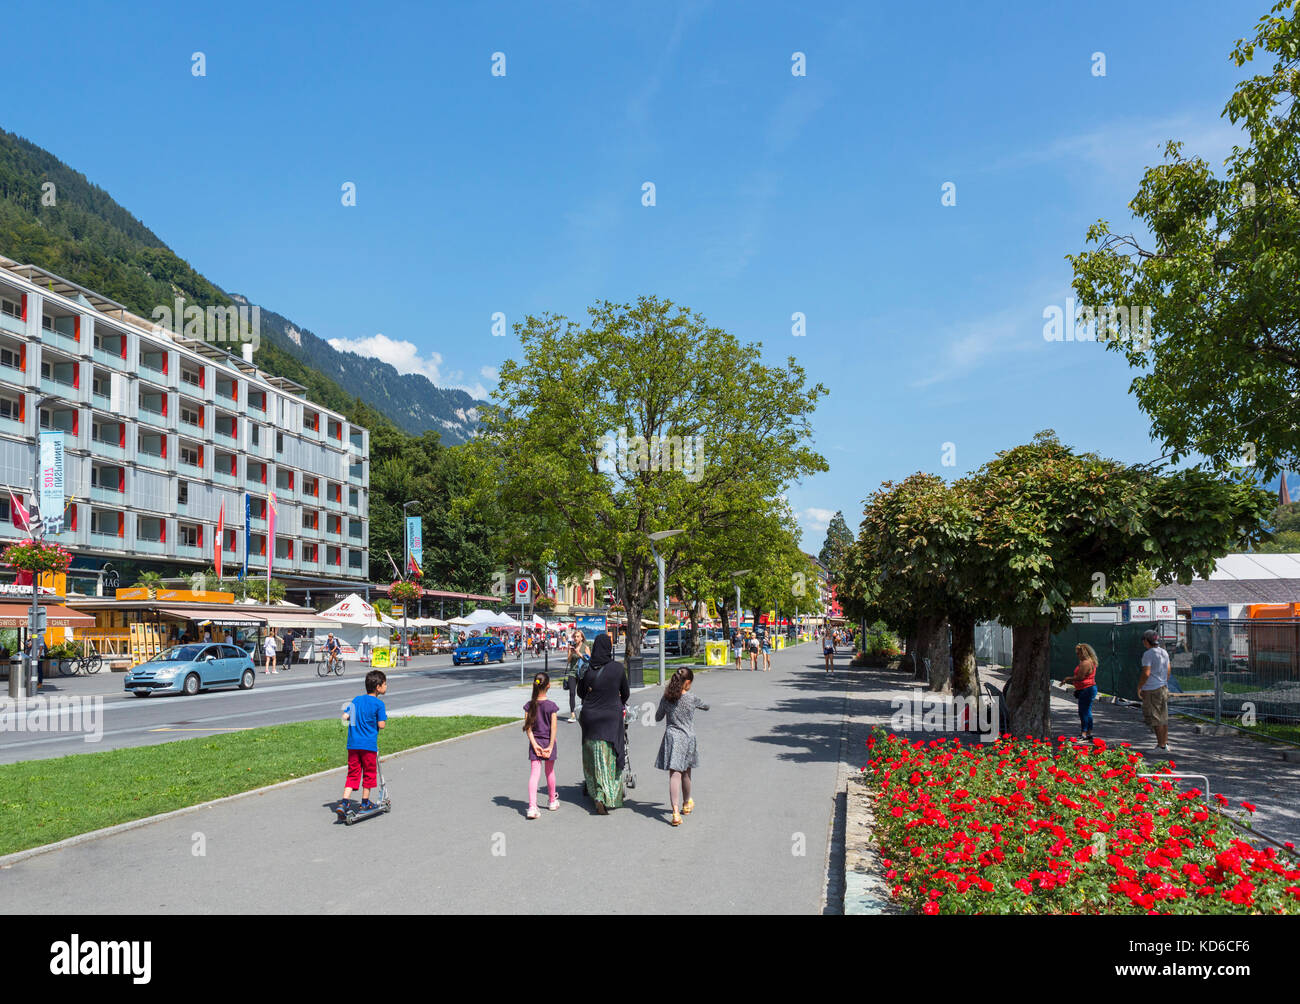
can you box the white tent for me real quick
[449,608,500,627]
[317,594,389,660]
[491,612,522,628]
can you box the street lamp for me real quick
[401,499,420,665]
[730,570,751,648]
[648,529,685,686]
[16,394,56,698]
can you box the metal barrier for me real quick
[975,621,1014,667]
[1051,618,1300,742]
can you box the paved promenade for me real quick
[0,643,848,914]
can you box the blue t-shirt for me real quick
[346,694,387,752]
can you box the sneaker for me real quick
[526,807,540,819]
[548,797,560,811]
[1153,746,1169,754]
[335,800,350,818]
[360,799,376,811]
[569,714,577,723]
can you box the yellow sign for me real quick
[370,646,394,668]
[705,641,730,666]
[115,588,235,603]
[706,598,719,620]
[38,572,66,597]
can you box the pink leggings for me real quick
[528,759,556,810]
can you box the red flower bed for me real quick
[862,730,1300,914]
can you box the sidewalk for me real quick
[0,642,847,914]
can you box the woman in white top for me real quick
[263,632,278,674]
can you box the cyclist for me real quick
[325,632,343,669]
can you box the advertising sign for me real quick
[575,614,606,641]
[39,432,64,534]
[406,516,423,573]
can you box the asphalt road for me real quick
[0,651,574,764]
[0,642,847,914]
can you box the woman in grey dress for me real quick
[655,667,709,826]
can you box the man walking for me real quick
[1139,629,1171,753]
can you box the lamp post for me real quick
[401,499,420,665]
[648,530,685,686]
[730,570,751,650]
[18,394,56,699]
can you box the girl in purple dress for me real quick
[524,672,559,819]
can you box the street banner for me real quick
[243,493,251,580]
[406,516,423,576]
[215,500,225,579]
[707,598,719,620]
[546,568,558,597]
[268,492,278,585]
[39,432,64,535]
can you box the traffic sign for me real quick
[515,577,531,603]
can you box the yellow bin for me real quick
[705,641,730,666]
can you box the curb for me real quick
[0,718,521,869]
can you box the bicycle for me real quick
[318,651,345,677]
[76,646,103,675]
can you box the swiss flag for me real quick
[8,490,30,532]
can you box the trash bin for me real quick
[625,653,644,687]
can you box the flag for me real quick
[8,490,30,533]
[408,551,422,577]
[215,500,225,580]
[267,492,278,582]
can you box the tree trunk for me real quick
[1004,621,1052,737]
[903,632,919,677]
[923,616,951,692]
[625,598,644,661]
[949,615,977,697]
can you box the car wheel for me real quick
[183,673,201,696]
[239,668,255,690]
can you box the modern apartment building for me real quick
[0,257,370,593]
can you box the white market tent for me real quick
[491,612,521,628]
[317,594,389,660]
[449,608,500,628]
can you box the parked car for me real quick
[453,635,506,665]
[124,644,256,697]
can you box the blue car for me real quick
[124,643,257,697]
[452,635,505,665]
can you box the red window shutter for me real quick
[18,394,24,422]
[120,337,126,360]
[70,504,77,531]
[197,525,203,547]
[19,344,25,372]
[161,393,168,417]
[72,409,78,436]
[198,446,204,469]
[118,423,125,448]
[162,354,168,375]
[200,367,205,388]
[161,436,168,459]
[117,511,124,537]
[118,468,125,491]
[160,521,166,544]
[20,294,26,321]
[74,364,80,390]
[74,316,80,342]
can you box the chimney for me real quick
[242,343,253,364]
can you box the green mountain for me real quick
[0,128,483,442]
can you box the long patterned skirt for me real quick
[582,739,624,809]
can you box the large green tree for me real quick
[1069,2,1300,478]
[473,296,826,659]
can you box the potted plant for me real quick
[390,580,420,604]
[2,538,73,575]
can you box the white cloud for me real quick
[329,333,490,399]
[800,507,835,539]
[480,365,499,382]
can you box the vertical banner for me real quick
[267,491,278,589]
[243,492,251,580]
[39,432,65,535]
[546,568,558,597]
[215,500,225,580]
[406,516,423,576]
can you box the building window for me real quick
[0,297,20,319]
[180,404,201,426]
[0,394,20,421]
[177,480,189,505]
[250,424,260,446]
[180,444,200,467]
[181,368,202,388]
[42,315,54,332]
[179,525,198,547]
[276,431,284,453]
[0,346,19,369]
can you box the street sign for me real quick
[515,577,531,604]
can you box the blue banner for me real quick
[575,614,607,641]
[243,492,251,579]
[405,516,423,575]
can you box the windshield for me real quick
[150,645,207,663]
[465,636,494,646]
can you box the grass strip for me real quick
[0,715,513,856]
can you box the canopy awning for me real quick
[259,611,337,630]
[0,603,95,628]
[165,608,267,628]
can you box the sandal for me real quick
[671,809,682,827]
[682,798,694,815]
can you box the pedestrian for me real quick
[578,632,630,814]
[523,671,560,819]
[1067,643,1099,740]
[733,632,744,671]
[263,631,278,674]
[565,628,588,723]
[655,667,710,826]
[757,623,772,671]
[823,629,835,676]
[1139,630,1171,753]
[747,631,759,671]
[335,670,388,819]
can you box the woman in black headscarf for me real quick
[577,632,630,813]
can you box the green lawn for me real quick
[0,715,513,857]
[1171,675,1258,695]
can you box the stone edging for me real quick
[0,719,521,869]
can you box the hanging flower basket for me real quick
[389,580,421,604]
[3,538,72,574]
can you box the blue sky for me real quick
[3,0,1285,547]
